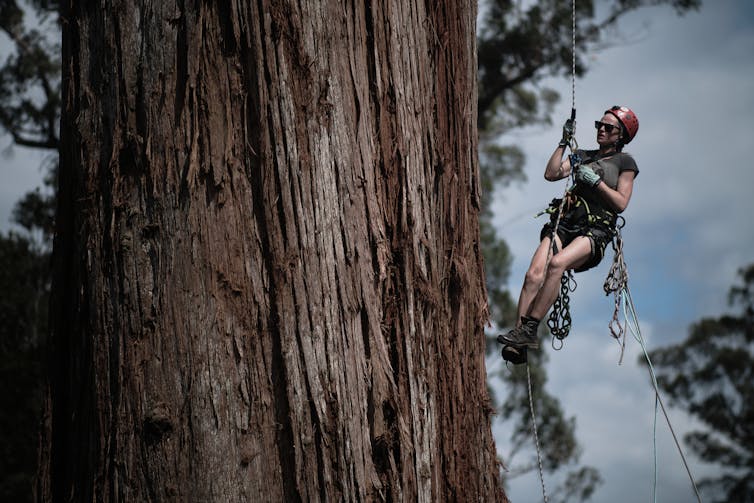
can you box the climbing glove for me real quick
[575,165,602,187]
[559,118,575,147]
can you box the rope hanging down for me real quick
[603,216,628,362]
[600,224,704,502]
[542,0,580,345]
[524,4,580,503]
[616,277,704,503]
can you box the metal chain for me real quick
[547,271,577,343]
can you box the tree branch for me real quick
[1,20,60,151]
[12,131,58,149]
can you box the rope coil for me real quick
[603,217,628,362]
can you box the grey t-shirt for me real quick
[573,149,639,212]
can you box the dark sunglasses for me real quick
[594,121,621,134]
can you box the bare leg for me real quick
[516,233,571,323]
[515,236,557,324]
[528,236,592,320]
[499,236,593,350]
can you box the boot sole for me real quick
[496,334,539,349]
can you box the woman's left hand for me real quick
[576,165,602,187]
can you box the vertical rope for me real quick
[544,0,579,340]
[571,0,577,112]
[527,363,549,503]
[526,4,577,502]
[622,288,704,503]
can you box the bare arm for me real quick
[544,145,572,181]
[593,170,636,213]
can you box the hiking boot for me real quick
[501,344,528,365]
[497,316,540,349]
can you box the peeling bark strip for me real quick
[42,1,506,501]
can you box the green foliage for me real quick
[552,466,602,503]
[0,181,53,503]
[11,158,57,241]
[646,264,754,503]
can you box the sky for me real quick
[487,1,754,502]
[1,1,752,502]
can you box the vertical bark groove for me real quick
[42,0,506,501]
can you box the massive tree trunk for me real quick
[40,1,505,501]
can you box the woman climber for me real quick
[497,105,639,352]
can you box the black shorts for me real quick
[540,213,614,273]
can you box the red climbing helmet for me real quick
[605,105,639,144]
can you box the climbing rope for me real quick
[542,0,580,344]
[543,154,580,344]
[603,217,628,362]
[601,218,703,502]
[621,285,704,503]
[525,3,580,502]
[571,0,577,112]
[527,364,549,503]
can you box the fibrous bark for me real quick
[40,1,505,501]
